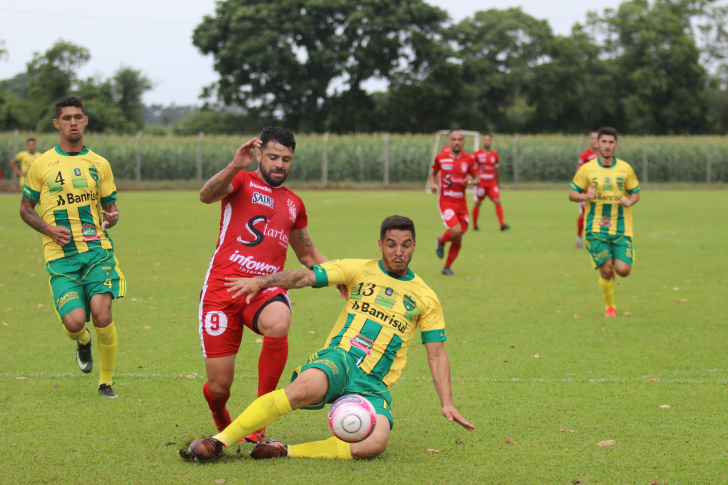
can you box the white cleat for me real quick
[575,236,583,249]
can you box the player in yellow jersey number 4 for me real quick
[569,127,641,317]
[185,215,473,462]
[19,97,125,398]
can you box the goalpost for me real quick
[425,130,481,192]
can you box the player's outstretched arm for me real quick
[225,269,316,303]
[424,341,475,431]
[289,228,347,298]
[199,138,262,204]
[19,194,71,246]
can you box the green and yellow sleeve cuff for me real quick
[627,186,641,195]
[312,265,329,288]
[100,190,118,206]
[23,185,40,201]
[570,181,584,193]
[421,329,447,344]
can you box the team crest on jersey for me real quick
[350,334,374,356]
[599,216,612,227]
[461,162,468,172]
[252,192,274,208]
[88,167,99,188]
[403,294,416,312]
[617,177,624,190]
[385,288,393,296]
[74,168,81,176]
[287,199,297,221]
[82,223,100,241]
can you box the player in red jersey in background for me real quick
[197,127,339,444]
[472,133,509,232]
[576,131,599,248]
[430,130,478,276]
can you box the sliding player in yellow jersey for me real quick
[186,215,473,462]
[19,97,125,398]
[569,127,641,317]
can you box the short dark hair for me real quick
[27,138,36,143]
[380,215,416,241]
[597,127,618,141]
[260,127,296,153]
[482,132,493,138]
[55,97,85,118]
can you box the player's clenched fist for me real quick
[231,138,263,170]
[619,196,632,207]
[585,182,597,200]
[47,225,72,246]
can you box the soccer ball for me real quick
[327,394,377,443]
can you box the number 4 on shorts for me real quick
[104,279,113,288]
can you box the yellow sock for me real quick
[289,436,352,460]
[95,323,117,386]
[63,324,90,345]
[599,276,615,309]
[214,389,292,446]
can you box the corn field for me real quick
[1,132,726,185]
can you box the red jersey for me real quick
[441,145,451,154]
[202,171,308,287]
[472,149,499,187]
[431,151,477,202]
[578,148,597,169]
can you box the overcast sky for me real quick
[1,0,627,106]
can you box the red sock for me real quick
[495,205,504,226]
[445,243,461,268]
[438,230,453,245]
[203,380,231,432]
[257,335,289,397]
[577,215,584,237]
[472,206,480,227]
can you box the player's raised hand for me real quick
[225,277,261,303]
[231,138,263,170]
[100,210,119,231]
[442,404,475,431]
[47,225,72,246]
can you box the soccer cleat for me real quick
[473,226,480,232]
[76,329,93,374]
[576,236,583,248]
[250,439,288,460]
[435,238,444,259]
[500,223,511,232]
[98,383,118,398]
[244,429,266,444]
[605,307,617,317]
[188,438,224,462]
[441,267,455,276]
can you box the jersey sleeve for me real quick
[99,160,118,206]
[431,155,440,174]
[292,197,308,230]
[22,158,42,201]
[311,259,364,288]
[418,294,446,344]
[570,165,588,193]
[625,164,641,195]
[468,156,478,176]
[494,152,500,168]
[229,171,248,195]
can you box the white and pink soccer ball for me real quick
[327,394,377,442]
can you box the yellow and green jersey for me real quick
[312,259,446,386]
[23,145,118,262]
[571,158,640,238]
[14,150,39,188]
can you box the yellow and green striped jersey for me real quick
[23,145,118,262]
[312,259,446,386]
[571,158,640,238]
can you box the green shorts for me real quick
[46,248,126,322]
[292,346,394,429]
[585,233,634,269]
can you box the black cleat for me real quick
[435,238,444,259]
[98,383,118,398]
[76,329,93,374]
[188,438,224,462]
[441,267,455,276]
[500,223,511,232]
[250,439,289,460]
[473,226,480,232]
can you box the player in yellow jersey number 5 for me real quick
[569,127,641,317]
[185,215,473,462]
[19,97,125,398]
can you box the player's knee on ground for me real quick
[256,302,291,337]
[62,308,87,333]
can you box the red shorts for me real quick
[474,184,500,202]
[198,284,290,358]
[438,199,469,232]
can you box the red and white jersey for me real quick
[431,151,477,202]
[441,145,451,154]
[578,148,598,169]
[472,149,499,186]
[203,171,308,287]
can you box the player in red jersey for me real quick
[576,131,599,248]
[441,145,450,154]
[471,133,509,232]
[197,127,336,444]
[430,130,478,276]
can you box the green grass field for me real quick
[1,189,727,484]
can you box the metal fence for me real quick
[1,131,726,186]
